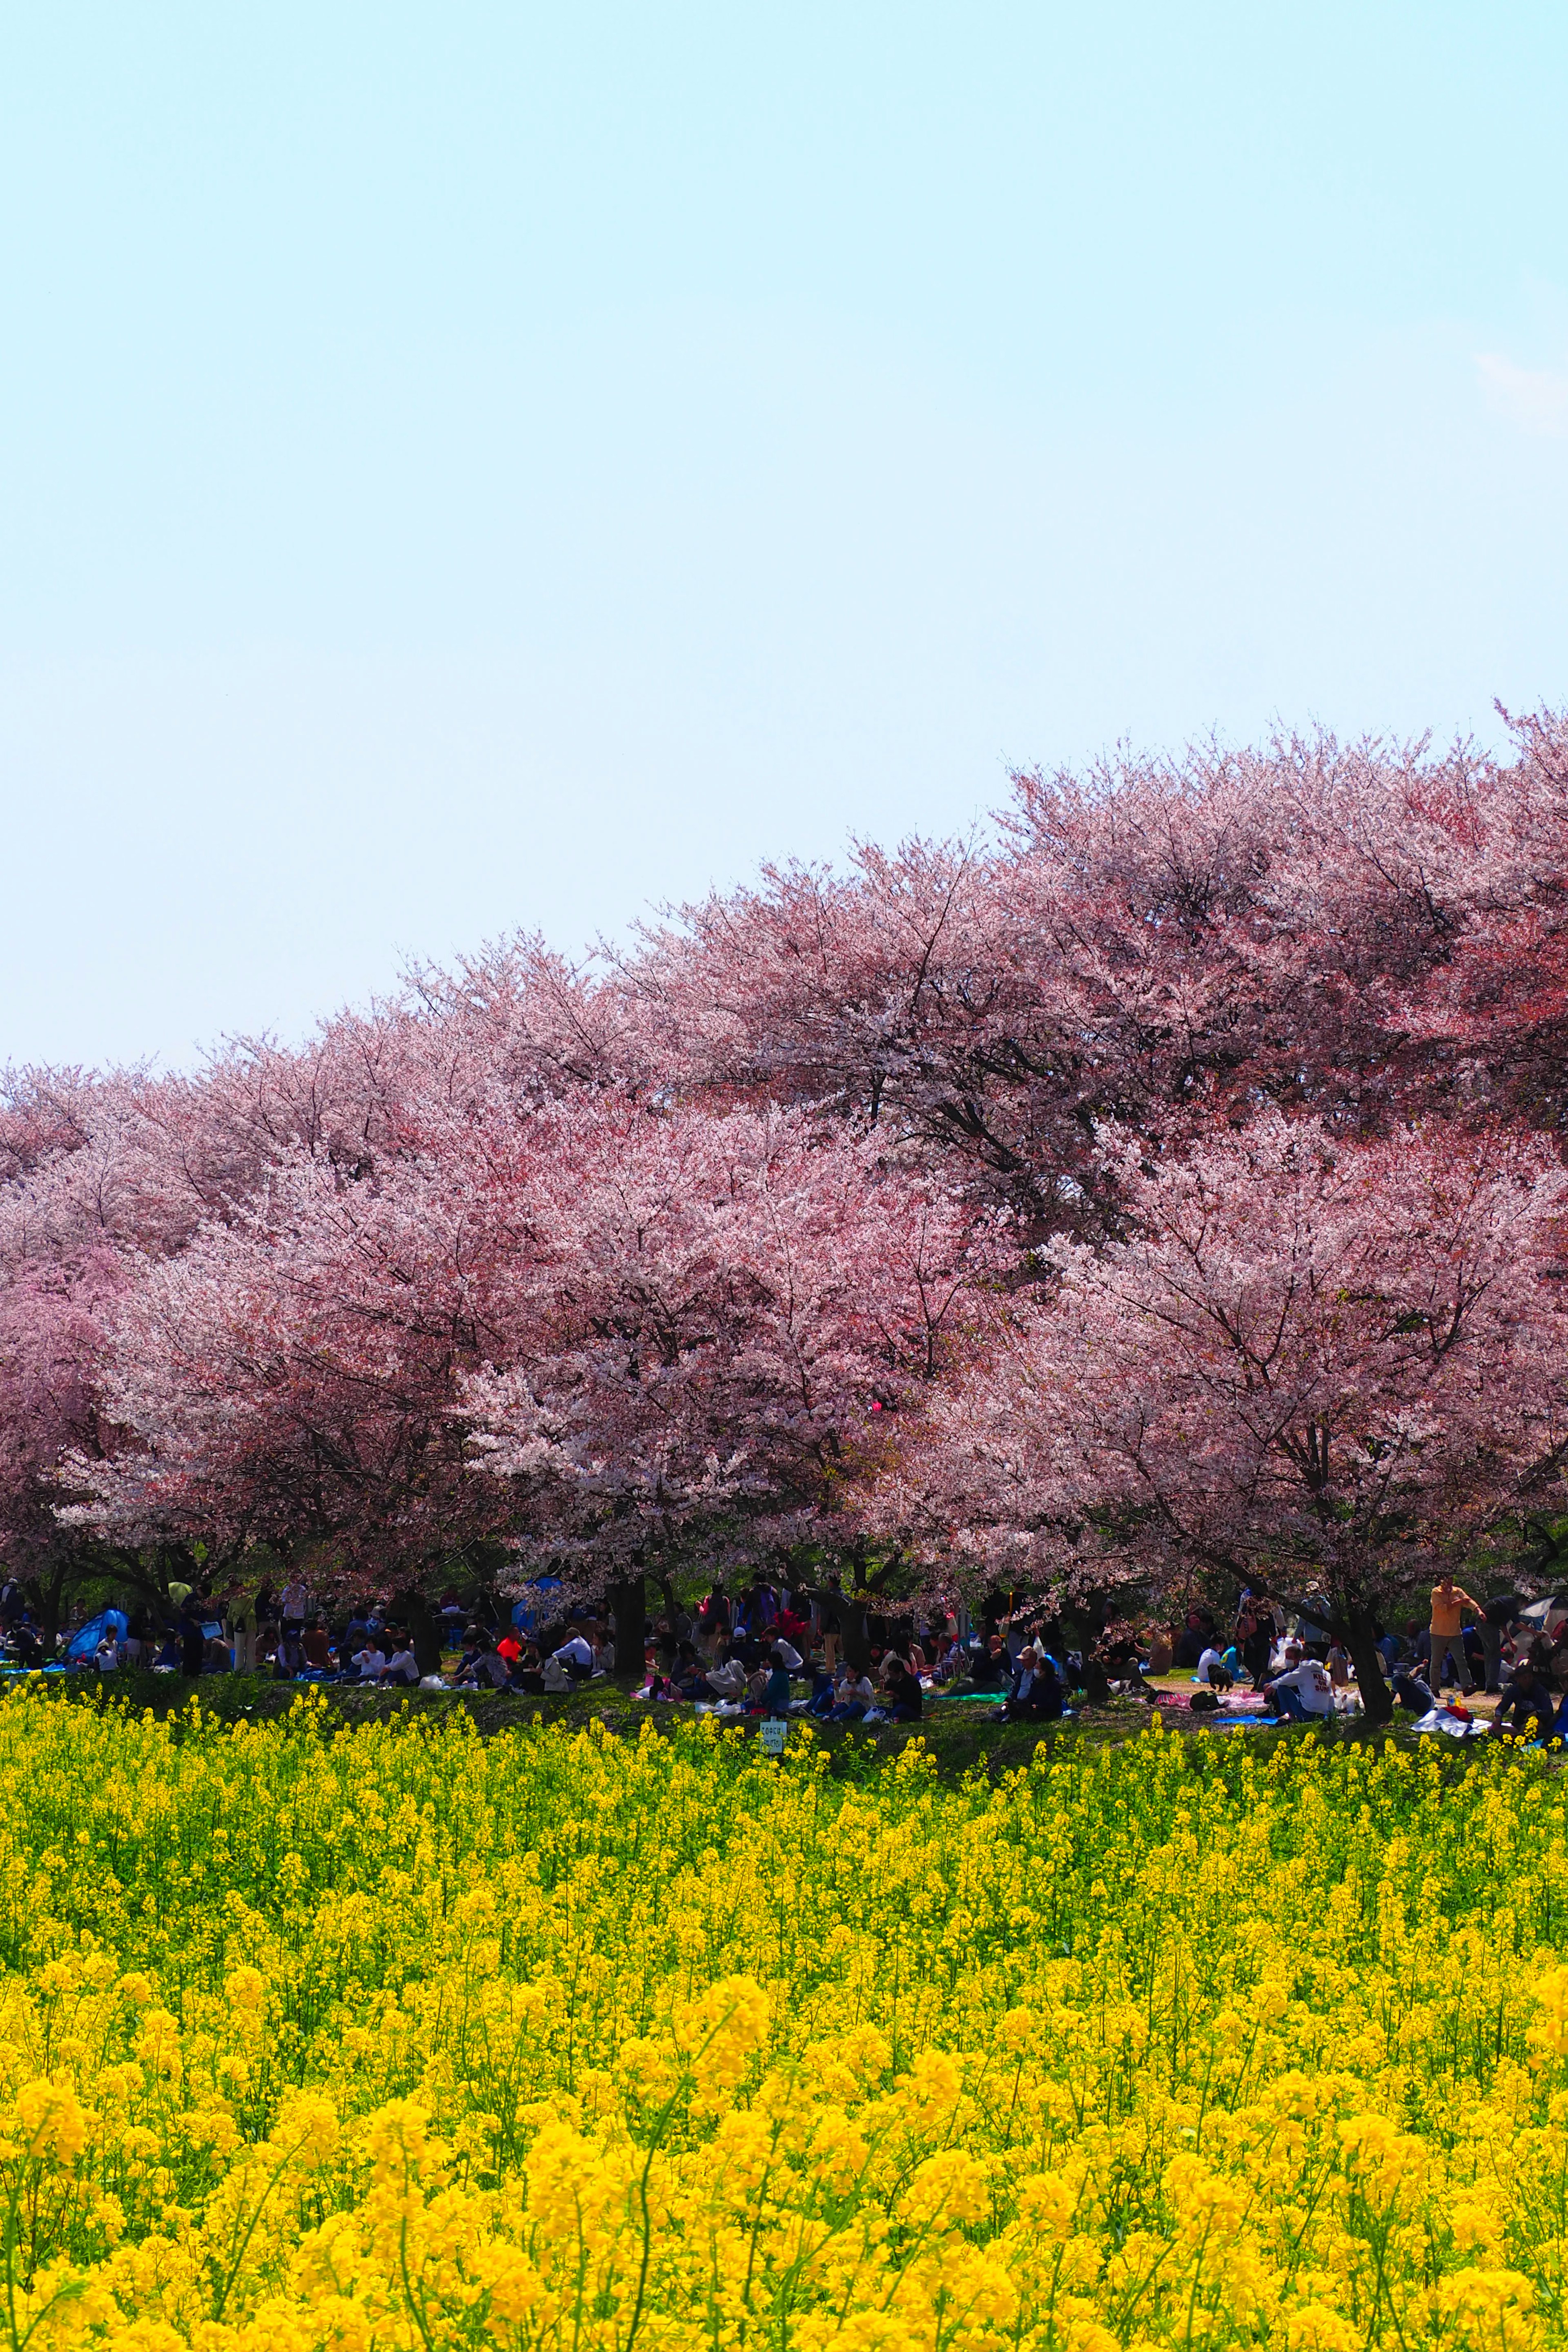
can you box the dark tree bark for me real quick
[1250,1572,1394,1727]
[607,1574,648,1690]
[392,1585,443,1677]
[1341,1608,1394,1726]
[29,1559,72,1658]
[837,1594,873,1674]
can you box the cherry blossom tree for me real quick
[461,1102,981,1679]
[621,726,1549,1227]
[873,1117,1568,1718]
[1407,706,1568,1128]
[66,1079,980,1675]
[63,1142,528,1646]
[10,706,1568,1681]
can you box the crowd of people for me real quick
[7,1567,1567,1744]
[0,1571,1080,1724]
[1145,1575,1568,1738]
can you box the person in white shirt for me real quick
[829,1667,875,1720]
[705,1650,747,1699]
[94,1634,119,1672]
[280,1578,309,1630]
[551,1633,596,1680]
[353,1642,387,1682]
[1263,1645,1334,1719]
[380,1644,419,1688]
[772,1637,804,1671]
[1194,1644,1234,1690]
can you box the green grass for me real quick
[23,1662,1497,1784]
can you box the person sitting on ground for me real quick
[926,1633,962,1683]
[771,1631,804,1672]
[273,1624,306,1680]
[453,1628,505,1688]
[1492,1658,1553,1740]
[1261,1643,1335,1721]
[1194,1642,1234,1692]
[301,1617,333,1672]
[1326,1641,1352,1689]
[757,1649,792,1714]
[705,1645,748,1702]
[379,1630,420,1688]
[1003,1645,1064,1723]
[883,1656,924,1722]
[665,1641,706,1701]
[337,1608,369,1667]
[550,1628,596,1681]
[452,1626,487,1680]
[94,1630,120,1673]
[508,1641,545,1693]
[806,1663,836,1717]
[350,1634,387,1684]
[11,1615,45,1668]
[1144,1624,1175,1676]
[828,1664,875,1722]
[965,1634,1009,1692]
[1388,1664,1437,1715]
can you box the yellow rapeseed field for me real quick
[0,1691,1560,2351]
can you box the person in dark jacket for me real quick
[883,1658,923,1721]
[1003,1646,1063,1722]
[758,1652,792,1714]
[1173,1610,1208,1670]
[1492,1659,1553,1740]
[1390,1667,1438,1715]
[1479,1594,1520,1696]
[965,1634,1008,1692]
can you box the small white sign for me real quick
[758,1717,788,1757]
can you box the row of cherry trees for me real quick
[3,709,1566,1709]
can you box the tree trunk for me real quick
[32,1561,71,1659]
[657,1574,692,1645]
[392,1586,443,1677]
[837,1595,872,1674]
[607,1575,648,1690]
[1343,1610,1394,1726]
[1077,1654,1113,1704]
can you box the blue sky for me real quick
[3,2,1566,1068]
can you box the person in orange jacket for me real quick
[1429,1575,1482,1696]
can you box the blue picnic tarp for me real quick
[65,1608,128,1663]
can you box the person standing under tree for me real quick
[1429,1574,1482,1697]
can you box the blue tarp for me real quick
[65,1608,128,1663]
[512,1577,563,1634]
